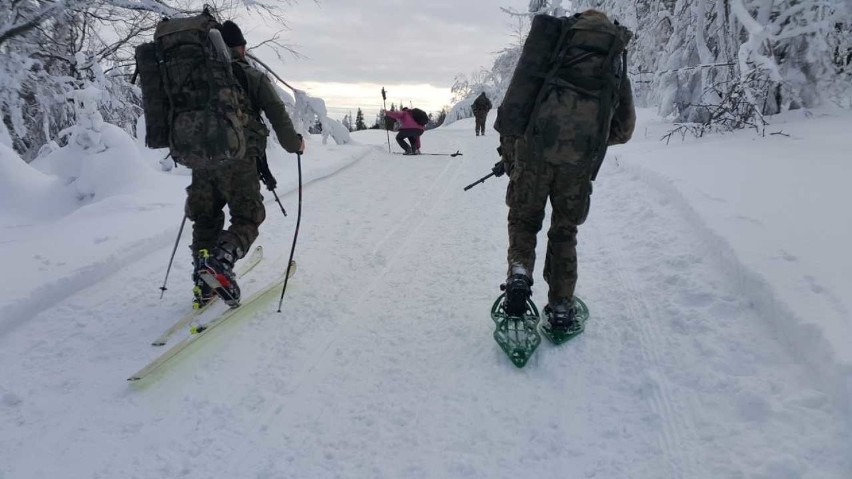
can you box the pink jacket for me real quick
[385,109,424,130]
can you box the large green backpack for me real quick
[494,13,632,179]
[135,11,246,169]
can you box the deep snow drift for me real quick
[1,112,850,478]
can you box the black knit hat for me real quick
[220,20,246,48]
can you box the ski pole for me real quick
[463,172,496,191]
[422,150,463,157]
[270,188,288,217]
[381,87,391,153]
[159,214,187,298]
[258,154,287,216]
[278,147,303,312]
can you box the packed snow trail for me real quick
[0,121,849,478]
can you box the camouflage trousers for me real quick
[506,157,592,305]
[185,156,266,258]
[474,113,488,135]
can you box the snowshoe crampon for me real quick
[491,293,541,368]
[540,297,590,345]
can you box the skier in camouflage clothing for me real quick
[187,20,305,307]
[498,9,636,332]
[471,92,492,136]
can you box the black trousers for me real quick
[396,129,423,152]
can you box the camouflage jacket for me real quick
[472,93,492,115]
[231,51,302,157]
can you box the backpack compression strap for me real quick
[588,27,631,181]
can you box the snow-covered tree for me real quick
[0,0,298,160]
[448,0,851,132]
[291,90,352,145]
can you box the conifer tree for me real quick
[355,108,367,131]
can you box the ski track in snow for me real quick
[1,125,850,478]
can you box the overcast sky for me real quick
[240,0,534,120]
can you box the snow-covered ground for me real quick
[1,112,850,478]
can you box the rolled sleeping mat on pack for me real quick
[493,14,566,138]
[135,42,170,149]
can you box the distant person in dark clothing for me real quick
[471,92,493,136]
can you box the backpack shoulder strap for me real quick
[232,61,263,121]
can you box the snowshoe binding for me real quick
[540,297,590,345]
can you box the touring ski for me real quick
[129,272,291,382]
[491,293,541,368]
[150,246,264,347]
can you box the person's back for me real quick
[472,92,492,136]
[386,108,424,130]
[498,9,636,335]
[184,20,304,308]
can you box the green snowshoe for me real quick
[491,293,541,368]
[540,297,590,345]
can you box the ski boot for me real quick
[198,243,242,307]
[192,250,215,309]
[541,299,585,345]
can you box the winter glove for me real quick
[492,161,506,177]
[492,145,513,177]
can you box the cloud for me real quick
[235,0,532,119]
[241,0,531,86]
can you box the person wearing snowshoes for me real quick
[471,92,492,136]
[495,9,636,338]
[187,20,305,308]
[383,107,426,155]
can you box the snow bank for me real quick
[31,122,159,201]
[441,96,475,127]
[0,143,75,222]
[617,108,852,371]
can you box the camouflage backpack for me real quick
[494,12,632,179]
[135,10,246,169]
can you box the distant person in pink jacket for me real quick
[384,107,425,155]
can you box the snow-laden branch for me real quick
[0,2,66,47]
[731,0,782,82]
[292,90,351,145]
